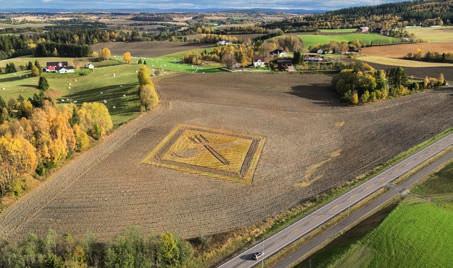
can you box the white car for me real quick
[252,251,264,260]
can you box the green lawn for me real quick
[113,50,223,74]
[299,33,400,49]
[319,29,358,33]
[0,57,92,68]
[0,58,141,126]
[0,50,224,125]
[328,162,453,268]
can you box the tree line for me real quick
[0,94,113,198]
[0,29,143,60]
[333,63,447,105]
[0,229,198,268]
[405,50,453,63]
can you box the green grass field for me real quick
[113,50,223,74]
[0,57,141,126]
[319,29,357,33]
[406,26,453,43]
[328,162,453,268]
[299,33,400,49]
[0,48,224,125]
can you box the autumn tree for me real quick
[0,135,37,196]
[73,124,90,152]
[77,102,113,140]
[138,65,159,111]
[101,47,111,60]
[123,51,132,64]
[438,73,446,86]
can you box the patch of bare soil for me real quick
[91,41,211,57]
[0,73,451,242]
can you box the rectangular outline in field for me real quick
[142,124,266,184]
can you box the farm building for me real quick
[359,26,370,33]
[44,61,75,73]
[304,53,325,63]
[270,49,286,57]
[57,67,75,74]
[272,57,295,72]
[217,40,232,46]
[253,57,267,68]
[85,63,95,70]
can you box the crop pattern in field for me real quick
[143,125,265,184]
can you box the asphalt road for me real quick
[217,133,453,268]
[273,150,453,268]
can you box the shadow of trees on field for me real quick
[287,83,344,107]
[18,84,38,89]
[0,74,30,83]
[63,82,141,116]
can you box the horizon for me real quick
[0,0,406,11]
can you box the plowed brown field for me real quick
[0,73,452,242]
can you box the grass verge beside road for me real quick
[328,162,453,268]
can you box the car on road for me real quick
[252,251,264,260]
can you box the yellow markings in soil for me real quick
[296,149,342,188]
[143,124,266,184]
[335,121,345,128]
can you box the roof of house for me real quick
[47,61,68,67]
[270,49,284,54]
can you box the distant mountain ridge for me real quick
[0,7,326,15]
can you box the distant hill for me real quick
[0,8,325,15]
[329,0,453,24]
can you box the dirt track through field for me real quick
[0,73,452,242]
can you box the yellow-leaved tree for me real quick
[123,51,132,64]
[138,65,159,111]
[0,135,37,196]
[101,48,111,60]
[78,103,113,140]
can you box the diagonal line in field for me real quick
[190,134,230,165]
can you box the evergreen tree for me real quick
[38,76,49,91]
[31,65,40,77]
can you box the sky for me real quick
[1,0,406,11]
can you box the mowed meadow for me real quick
[0,57,142,126]
[299,33,400,49]
[330,163,453,268]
